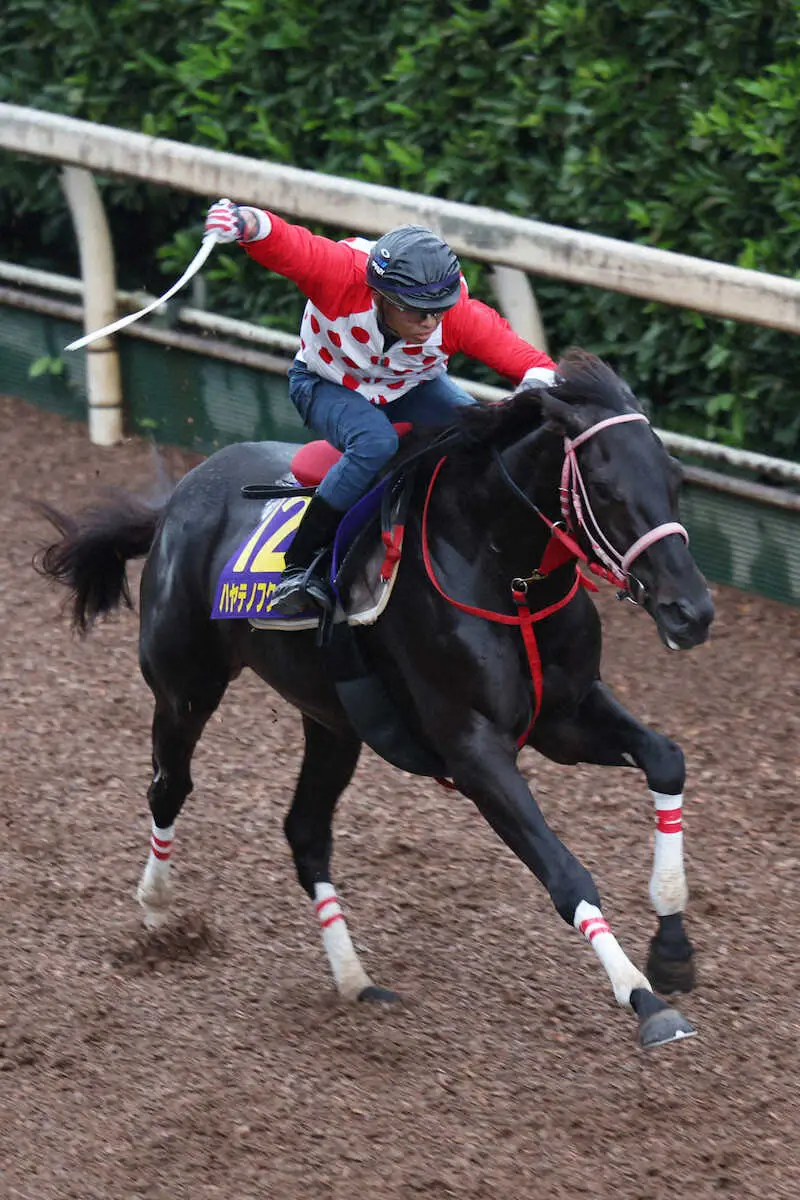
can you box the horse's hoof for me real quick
[638,1008,697,1050]
[631,986,697,1050]
[646,942,696,995]
[358,985,401,1004]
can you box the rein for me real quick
[421,456,579,750]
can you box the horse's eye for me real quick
[591,479,615,503]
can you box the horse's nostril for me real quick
[658,592,714,642]
[661,599,701,629]
[683,591,715,628]
[659,601,687,625]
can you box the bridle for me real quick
[560,412,688,599]
[497,411,688,604]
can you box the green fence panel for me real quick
[0,305,87,422]
[680,483,800,607]
[0,304,308,451]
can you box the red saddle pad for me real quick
[291,423,413,487]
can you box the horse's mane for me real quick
[390,349,640,471]
[456,348,641,446]
[551,348,640,411]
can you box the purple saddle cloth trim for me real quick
[331,481,387,581]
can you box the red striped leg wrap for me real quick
[315,894,344,930]
[579,915,612,943]
[650,792,687,915]
[150,831,173,861]
[656,807,683,834]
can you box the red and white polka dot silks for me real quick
[298,301,450,405]
[243,217,556,401]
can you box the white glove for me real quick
[205,198,246,242]
[522,366,557,388]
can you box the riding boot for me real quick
[269,494,342,616]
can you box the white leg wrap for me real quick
[136,821,175,928]
[649,791,688,915]
[574,900,651,1007]
[314,883,374,1001]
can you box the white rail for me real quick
[4,103,800,332]
[60,167,123,444]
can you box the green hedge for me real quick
[2,0,799,457]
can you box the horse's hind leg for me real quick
[284,715,397,1003]
[136,638,230,928]
[529,679,695,994]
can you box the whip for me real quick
[64,233,219,352]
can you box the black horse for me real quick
[37,350,714,1049]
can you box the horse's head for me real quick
[533,350,714,649]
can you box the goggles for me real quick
[378,294,453,320]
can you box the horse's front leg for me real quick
[448,715,695,1049]
[529,679,695,995]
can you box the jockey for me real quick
[204,198,557,615]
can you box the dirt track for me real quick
[1,393,799,1200]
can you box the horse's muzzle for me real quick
[653,589,715,650]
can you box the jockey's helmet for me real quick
[366,225,462,311]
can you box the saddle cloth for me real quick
[211,437,408,632]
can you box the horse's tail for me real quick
[34,495,164,634]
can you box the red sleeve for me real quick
[243,213,365,317]
[441,294,556,383]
